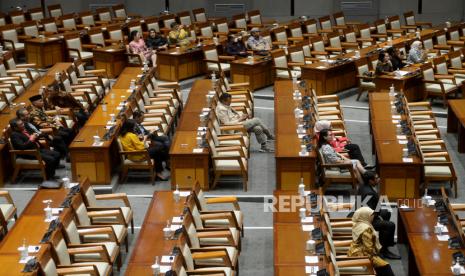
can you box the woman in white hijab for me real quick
[407,40,427,64]
[348,207,395,276]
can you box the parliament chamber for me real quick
[1,1,465,275]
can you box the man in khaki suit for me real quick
[216,93,274,152]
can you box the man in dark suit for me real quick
[359,171,400,260]
[132,111,170,169]
[9,118,61,180]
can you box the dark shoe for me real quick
[267,135,275,141]
[57,164,65,169]
[381,248,401,260]
[259,146,274,153]
[364,165,376,170]
[155,175,168,181]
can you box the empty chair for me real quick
[404,11,432,29]
[28,7,45,21]
[271,49,301,79]
[96,7,113,23]
[203,44,233,75]
[422,63,459,108]
[0,24,25,58]
[47,4,63,18]
[355,58,376,101]
[0,190,17,234]
[192,8,208,23]
[177,11,193,26]
[59,13,78,31]
[9,10,26,25]
[64,32,95,62]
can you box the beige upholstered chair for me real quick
[47,4,63,18]
[203,44,233,74]
[116,136,155,185]
[355,58,376,101]
[64,33,95,62]
[271,49,301,79]
[0,24,25,58]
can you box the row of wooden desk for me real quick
[0,62,72,186]
[273,190,327,275]
[124,191,187,275]
[398,198,465,275]
[369,93,422,199]
[69,67,143,185]
[170,80,211,190]
[447,99,465,153]
[274,80,316,190]
[0,185,71,275]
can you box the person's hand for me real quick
[31,133,38,141]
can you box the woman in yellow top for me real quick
[168,22,190,46]
[119,120,168,181]
[347,207,395,276]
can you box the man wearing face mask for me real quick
[225,35,248,57]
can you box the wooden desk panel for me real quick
[157,48,204,81]
[93,46,127,78]
[230,57,274,91]
[369,93,422,199]
[274,81,316,190]
[374,71,424,102]
[447,99,465,153]
[301,61,357,96]
[25,37,64,68]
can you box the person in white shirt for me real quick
[246,28,271,51]
[216,93,274,152]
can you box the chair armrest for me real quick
[205,197,240,210]
[0,191,14,204]
[95,193,131,207]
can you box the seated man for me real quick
[216,93,274,152]
[359,171,401,260]
[16,107,68,161]
[132,110,170,169]
[246,28,271,52]
[28,95,75,146]
[9,118,61,180]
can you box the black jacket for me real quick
[10,130,39,160]
[146,35,168,49]
[358,184,379,211]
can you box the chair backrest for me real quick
[177,11,192,26]
[272,27,288,42]
[388,15,401,30]
[144,16,160,33]
[127,20,143,35]
[0,25,19,43]
[448,26,461,41]
[374,19,387,34]
[404,11,416,26]
[271,49,289,71]
[112,4,127,19]
[435,30,447,46]
[9,10,25,25]
[248,10,262,25]
[192,8,207,23]
[311,37,326,52]
[433,56,448,75]
[288,22,303,38]
[70,192,92,226]
[216,18,229,33]
[49,224,72,265]
[288,44,305,63]
[448,50,463,69]
[344,28,357,43]
[79,11,95,27]
[0,13,6,26]
[327,32,341,48]
[96,7,112,22]
[28,7,45,21]
[304,19,318,35]
[422,64,435,81]
[65,33,83,52]
[356,59,370,79]
[106,24,124,41]
[37,245,60,276]
[200,24,213,37]
[333,11,345,26]
[60,14,77,30]
[421,34,434,50]
[48,4,63,18]
[22,21,39,37]
[61,206,82,245]
[232,13,247,29]
[358,24,371,39]
[319,15,332,30]
[160,14,176,29]
[203,44,219,61]
[88,28,105,46]
[41,18,58,33]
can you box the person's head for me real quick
[363,170,380,187]
[29,95,44,108]
[317,128,332,148]
[353,207,375,225]
[129,30,140,42]
[251,28,260,38]
[148,29,157,38]
[314,120,331,134]
[170,22,179,30]
[120,119,136,137]
[378,51,390,63]
[411,40,422,50]
[219,93,232,106]
[9,118,24,132]
[228,35,236,43]
[132,110,145,124]
[386,47,397,57]
[16,108,30,121]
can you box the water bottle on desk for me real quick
[151,256,160,275]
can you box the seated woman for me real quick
[168,22,190,46]
[314,120,372,169]
[386,47,405,70]
[146,29,168,50]
[407,41,427,64]
[318,128,367,184]
[376,52,394,75]
[225,35,248,57]
[348,207,395,276]
[119,119,168,181]
[129,30,157,67]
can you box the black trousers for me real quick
[50,135,68,158]
[74,110,89,128]
[57,127,75,145]
[147,147,167,173]
[375,264,395,276]
[40,148,61,179]
[344,143,367,166]
[373,211,396,248]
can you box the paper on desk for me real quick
[193,148,204,153]
[397,135,407,140]
[398,140,408,144]
[396,70,410,77]
[160,265,171,273]
[69,182,79,188]
[180,191,191,197]
[92,141,104,147]
[172,216,183,224]
[161,255,175,263]
[51,208,63,215]
[450,265,465,274]
[19,256,34,264]
[437,234,450,241]
[28,245,40,253]
[305,256,319,263]
[299,152,310,157]
[392,115,401,119]
[304,191,312,196]
[305,266,319,274]
[45,216,58,222]
[302,224,315,231]
[170,224,182,231]
[301,217,313,223]
[392,120,399,124]
[402,158,413,163]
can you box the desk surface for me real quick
[449,99,465,120]
[125,191,186,275]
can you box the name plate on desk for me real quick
[192,148,204,153]
[402,157,413,163]
[305,256,319,263]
